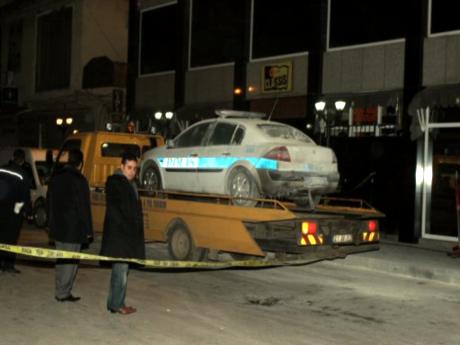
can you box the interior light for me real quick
[234,88,243,95]
[165,111,174,120]
[56,118,63,126]
[154,112,163,120]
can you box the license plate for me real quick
[333,234,353,243]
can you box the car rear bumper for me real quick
[257,169,339,197]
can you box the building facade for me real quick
[0,0,129,147]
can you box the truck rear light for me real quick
[302,221,317,235]
[263,146,291,162]
[368,220,377,232]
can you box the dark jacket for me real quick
[0,167,31,243]
[100,173,145,259]
[48,165,93,244]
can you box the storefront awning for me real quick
[409,84,460,140]
[322,90,402,109]
[408,83,460,116]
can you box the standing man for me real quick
[0,165,30,273]
[48,149,93,302]
[100,151,145,315]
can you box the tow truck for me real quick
[61,131,382,264]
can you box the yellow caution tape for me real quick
[0,244,321,269]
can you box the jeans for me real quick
[107,262,129,310]
[55,241,81,299]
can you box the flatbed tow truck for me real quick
[59,130,382,265]
[91,189,382,264]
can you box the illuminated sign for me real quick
[261,61,292,93]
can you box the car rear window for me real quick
[257,124,313,143]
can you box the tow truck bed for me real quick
[90,190,382,262]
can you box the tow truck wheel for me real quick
[142,163,162,192]
[168,222,207,261]
[33,199,48,228]
[227,167,260,207]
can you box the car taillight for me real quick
[263,146,291,162]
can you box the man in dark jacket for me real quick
[0,165,30,273]
[48,149,93,302]
[100,151,145,315]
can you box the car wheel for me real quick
[227,166,260,207]
[141,162,162,192]
[33,199,48,228]
[167,222,207,261]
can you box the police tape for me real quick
[0,244,318,269]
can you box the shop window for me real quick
[430,0,460,34]
[190,0,245,67]
[36,7,72,91]
[140,4,177,74]
[329,0,407,48]
[429,127,460,237]
[7,20,22,72]
[252,0,309,59]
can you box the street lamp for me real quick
[56,116,74,140]
[314,100,347,147]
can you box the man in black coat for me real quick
[48,149,93,302]
[100,151,145,315]
[0,165,30,273]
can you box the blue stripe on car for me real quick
[158,157,278,170]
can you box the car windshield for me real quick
[257,124,314,143]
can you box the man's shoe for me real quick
[55,295,81,302]
[108,306,137,315]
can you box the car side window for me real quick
[208,123,237,146]
[175,123,211,148]
[231,126,245,145]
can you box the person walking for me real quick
[0,165,30,273]
[47,149,93,302]
[100,151,145,315]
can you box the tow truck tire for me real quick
[33,198,48,228]
[227,166,260,207]
[167,222,207,261]
[141,162,162,193]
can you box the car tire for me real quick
[141,162,162,193]
[167,222,207,261]
[226,166,260,207]
[33,199,48,228]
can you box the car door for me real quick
[160,121,213,192]
[198,121,241,194]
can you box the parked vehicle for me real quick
[0,147,56,227]
[140,110,340,207]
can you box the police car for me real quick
[140,110,339,207]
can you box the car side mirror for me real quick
[166,139,175,148]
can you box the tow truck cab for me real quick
[60,131,164,188]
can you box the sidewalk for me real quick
[328,237,460,285]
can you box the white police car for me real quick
[140,110,339,207]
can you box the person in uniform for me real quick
[0,163,30,273]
